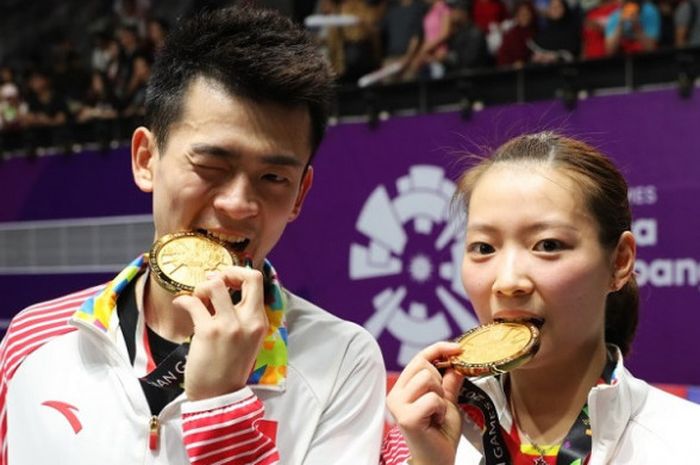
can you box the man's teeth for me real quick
[207,231,247,245]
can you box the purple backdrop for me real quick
[2,88,699,385]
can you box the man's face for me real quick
[132,77,314,269]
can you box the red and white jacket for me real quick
[380,349,700,465]
[0,285,386,465]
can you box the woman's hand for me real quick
[386,342,465,465]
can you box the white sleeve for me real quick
[301,332,386,465]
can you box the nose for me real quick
[491,248,534,297]
[212,175,259,219]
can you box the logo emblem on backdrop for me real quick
[350,165,478,367]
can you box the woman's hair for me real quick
[456,132,638,355]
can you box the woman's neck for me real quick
[507,340,608,445]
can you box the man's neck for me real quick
[139,273,194,343]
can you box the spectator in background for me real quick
[120,53,151,117]
[76,71,118,123]
[114,0,151,36]
[443,0,490,71]
[0,83,27,128]
[0,83,27,153]
[675,0,700,46]
[406,0,453,78]
[498,1,537,66]
[407,0,490,76]
[146,18,169,58]
[380,0,428,79]
[327,0,383,82]
[605,0,660,54]
[472,0,509,33]
[531,0,581,63]
[24,69,71,151]
[24,70,69,128]
[582,0,620,58]
[114,24,146,108]
[91,31,121,80]
[76,71,119,149]
[656,0,676,47]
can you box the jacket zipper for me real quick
[149,416,160,451]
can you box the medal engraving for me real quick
[149,231,240,293]
[435,321,540,376]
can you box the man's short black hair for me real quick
[145,5,334,162]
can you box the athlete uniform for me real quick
[381,348,700,465]
[0,256,386,465]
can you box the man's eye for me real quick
[534,239,565,252]
[262,173,287,183]
[467,242,495,255]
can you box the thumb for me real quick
[442,369,464,404]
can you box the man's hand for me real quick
[173,266,269,401]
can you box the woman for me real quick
[497,1,537,66]
[381,132,700,465]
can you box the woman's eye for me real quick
[467,242,495,255]
[534,239,565,252]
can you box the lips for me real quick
[197,229,250,252]
[493,310,545,327]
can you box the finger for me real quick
[394,341,463,390]
[442,369,465,404]
[173,294,212,329]
[397,392,447,432]
[192,275,238,318]
[214,266,265,313]
[400,367,444,405]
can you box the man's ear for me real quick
[288,166,314,222]
[131,127,157,193]
[611,231,636,292]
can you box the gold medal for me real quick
[435,320,541,377]
[148,231,241,294]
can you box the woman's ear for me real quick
[131,127,157,193]
[611,231,636,291]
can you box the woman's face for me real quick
[461,163,617,366]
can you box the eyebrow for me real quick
[467,221,579,234]
[190,143,304,167]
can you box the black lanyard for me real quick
[457,354,616,465]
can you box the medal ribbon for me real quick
[458,353,617,465]
[75,254,288,390]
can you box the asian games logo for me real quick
[349,165,479,368]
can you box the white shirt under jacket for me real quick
[382,348,700,465]
[0,286,386,465]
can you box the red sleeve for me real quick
[182,393,279,465]
[380,425,411,465]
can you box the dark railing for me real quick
[3,46,700,158]
[334,46,700,122]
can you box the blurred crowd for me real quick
[313,0,698,83]
[0,0,697,152]
[0,0,165,153]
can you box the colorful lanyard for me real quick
[458,355,617,465]
[75,254,289,390]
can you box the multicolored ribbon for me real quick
[74,254,288,389]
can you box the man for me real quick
[0,6,385,465]
[605,0,660,54]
